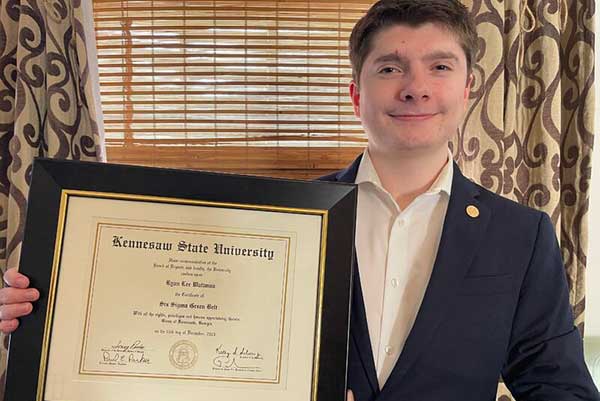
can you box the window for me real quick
[93,0,373,178]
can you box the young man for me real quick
[1,0,599,400]
[320,0,598,399]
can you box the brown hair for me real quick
[349,0,477,84]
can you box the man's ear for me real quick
[463,73,474,108]
[349,80,361,118]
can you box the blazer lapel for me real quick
[335,154,362,183]
[349,255,380,392]
[332,154,379,392]
[380,165,492,393]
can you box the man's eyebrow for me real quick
[372,52,407,65]
[422,51,460,62]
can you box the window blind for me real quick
[93,0,373,178]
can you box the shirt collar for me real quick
[355,148,453,196]
[355,149,382,187]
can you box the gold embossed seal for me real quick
[169,340,198,370]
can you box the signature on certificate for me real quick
[212,344,264,372]
[99,339,152,366]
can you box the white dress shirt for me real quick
[354,149,453,387]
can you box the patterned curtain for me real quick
[458,0,595,399]
[0,0,105,396]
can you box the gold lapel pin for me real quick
[466,205,480,218]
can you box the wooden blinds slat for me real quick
[93,0,373,175]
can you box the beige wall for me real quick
[586,8,600,337]
[584,118,599,382]
[588,117,600,337]
[583,11,600,383]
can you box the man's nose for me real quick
[398,72,430,101]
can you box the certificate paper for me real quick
[7,160,355,401]
[81,222,292,381]
[44,194,323,401]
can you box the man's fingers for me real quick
[0,318,19,334]
[0,302,33,321]
[347,390,355,401]
[3,268,30,289]
[0,269,37,334]
[0,287,39,305]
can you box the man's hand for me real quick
[0,267,39,334]
[347,390,355,401]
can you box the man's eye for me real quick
[435,64,451,71]
[378,67,399,74]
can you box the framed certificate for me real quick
[6,159,356,401]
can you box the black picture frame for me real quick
[5,158,356,401]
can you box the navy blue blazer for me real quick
[321,155,599,401]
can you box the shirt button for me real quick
[385,345,393,355]
[391,278,398,288]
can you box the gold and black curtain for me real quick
[0,0,105,395]
[458,0,594,398]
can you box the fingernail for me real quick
[27,290,38,300]
[16,278,28,287]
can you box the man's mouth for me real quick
[389,113,438,121]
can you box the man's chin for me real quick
[372,138,450,156]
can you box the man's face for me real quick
[350,23,472,155]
